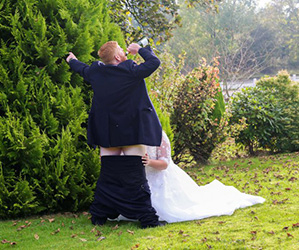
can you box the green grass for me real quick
[1,152,299,249]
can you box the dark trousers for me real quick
[89,155,159,228]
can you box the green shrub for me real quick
[171,59,227,165]
[257,71,299,152]
[151,98,174,152]
[0,0,124,218]
[229,71,299,154]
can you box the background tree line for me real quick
[164,0,299,96]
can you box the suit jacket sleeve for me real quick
[130,46,161,78]
[69,59,91,83]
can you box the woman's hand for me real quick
[142,153,168,170]
[142,153,150,167]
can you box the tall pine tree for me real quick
[0,0,125,218]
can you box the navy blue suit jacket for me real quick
[69,46,162,147]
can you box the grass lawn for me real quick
[1,152,299,249]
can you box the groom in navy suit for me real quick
[66,41,162,228]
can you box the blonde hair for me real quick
[98,41,119,64]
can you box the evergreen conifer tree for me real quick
[0,0,125,218]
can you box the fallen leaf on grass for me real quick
[71,220,76,224]
[273,199,288,205]
[218,221,225,224]
[34,234,39,240]
[80,238,87,242]
[17,225,27,231]
[270,192,282,195]
[127,229,134,235]
[268,231,275,234]
[292,223,299,228]
[279,198,288,204]
[96,236,106,242]
[48,218,55,223]
[51,228,60,235]
[95,230,103,237]
[250,231,257,235]
[283,227,289,231]
[112,224,119,230]
[178,230,184,234]
[131,243,140,249]
[287,233,294,238]
[285,188,291,191]
[201,237,207,243]
[12,222,17,226]
[118,231,123,236]
[82,212,89,216]
[2,240,17,245]
[71,234,77,238]
[288,177,297,182]
[206,244,212,249]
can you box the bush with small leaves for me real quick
[171,59,227,165]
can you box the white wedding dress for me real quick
[119,131,265,223]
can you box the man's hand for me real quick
[127,43,141,55]
[66,52,78,63]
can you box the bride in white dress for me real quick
[139,131,265,223]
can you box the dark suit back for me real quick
[69,47,162,147]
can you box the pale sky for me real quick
[257,0,271,8]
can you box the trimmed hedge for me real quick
[0,0,125,218]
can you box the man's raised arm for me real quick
[66,52,90,82]
[127,44,160,78]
